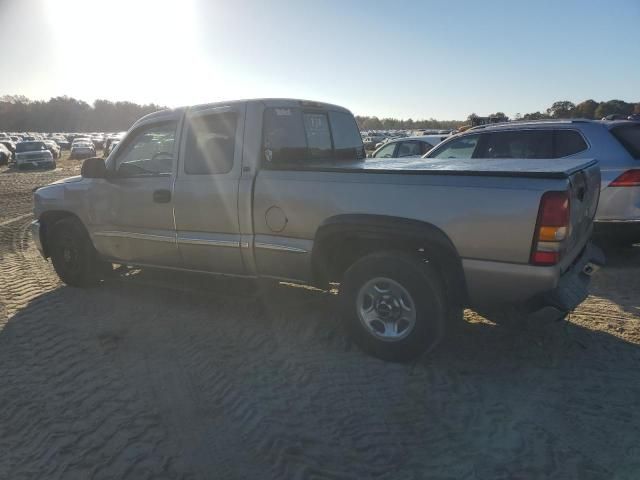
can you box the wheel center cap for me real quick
[375,295,400,319]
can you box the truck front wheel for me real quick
[50,217,104,287]
[340,252,447,362]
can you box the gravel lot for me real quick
[1,153,639,479]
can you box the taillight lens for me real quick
[531,191,570,266]
[609,169,640,187]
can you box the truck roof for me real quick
[135,98,351,125]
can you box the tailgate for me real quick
[565,161,601,262]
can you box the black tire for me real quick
[340,251,447,362]
[49,217,104,287]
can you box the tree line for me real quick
[515,99,640,121]
[357,99,639,131]
[1,95,638,133]
[0,95,164,132]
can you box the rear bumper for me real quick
[463,242,605,309]
[533,242,605,314]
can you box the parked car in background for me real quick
[53,136,71,149]
[14,141,55,169]
[43,140,61,159]
[628,113,640,121]
[70,140,96,159]
[91,135,105,150]
[0,143,11,165]
[425,119,640,244]
[32,98,603,361]
[0,139,16,158]
[371,135,448,158]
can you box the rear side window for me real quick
[554,130,588,157]
[184,112,237,174]
[263,107,364,168]
[611,124,640,159]
[483,130,553,159]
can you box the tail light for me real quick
[609,169,640,187]
[531,191,570,266]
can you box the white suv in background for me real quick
[424,120,640,245]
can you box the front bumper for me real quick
[17,159,55,169]
[31,220,45,258]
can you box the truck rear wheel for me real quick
[340,252,447,362]
[50,217,103,287]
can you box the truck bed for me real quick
[285,157,598,179]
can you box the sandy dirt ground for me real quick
[1,153,639,479]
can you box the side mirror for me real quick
[81,156,107,178]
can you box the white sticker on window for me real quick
[275,108,292,116]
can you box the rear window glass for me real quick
[611,124,640,159]
[303,113,332,159]
[263,107,364,168]
[554,130,588,157]
[184,112,237,174]
[16,142,45,152]
[328,111,364,161]
[483,130,553,159]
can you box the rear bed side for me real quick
[252,168,598,303]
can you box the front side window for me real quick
[373,143,396,158]
[428,134,481,159]
[114,122,177,177]
[482,130,553,159]
[184,112,237,174]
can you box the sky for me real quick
[0,0,638,120]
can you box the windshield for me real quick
[16,141,45,152]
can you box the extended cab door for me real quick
[172,104,245,274]
[90,119,181,267]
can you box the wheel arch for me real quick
[38,210,85,258]
[311,214,468,306]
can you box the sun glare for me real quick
[43,0,200,105]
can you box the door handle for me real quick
[153,189,171,203]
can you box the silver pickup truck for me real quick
[32,99,604,361]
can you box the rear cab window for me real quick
[610,124,640,159]
[263,106,364,168]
